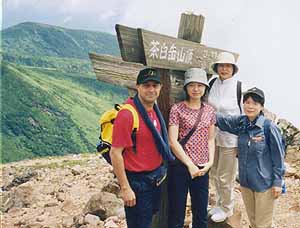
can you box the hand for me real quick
[187,164,200,179]
[197,163,212,177]
[272,186,282,199]
[121,187,136,207]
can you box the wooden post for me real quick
[178,12,205,43]
[152,13,206,228]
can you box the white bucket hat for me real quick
[211,52,239,75]
[184,68,209,87]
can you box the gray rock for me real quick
[71,165,82,176]
[5,182,36,210]
[83,192,123,221]
[84,214,100,225]
[3,170,38,191]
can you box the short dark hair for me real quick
[243,93,265,106]
[183,85,208,102]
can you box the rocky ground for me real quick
[1,147,299,228]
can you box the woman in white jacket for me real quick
[207,52,241,222]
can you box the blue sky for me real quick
[2,0,300,127]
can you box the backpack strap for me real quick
[208,77,217,93]
[121,104,139,130]
[237,80,242,114]
[264,119,271,144]
[121,104,139,153]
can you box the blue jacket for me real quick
[216,114,285,192]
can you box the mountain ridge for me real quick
[1,22,126,163]
[1,21,120,59]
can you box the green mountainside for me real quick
[1,22,127,163]
[1,22,120,59]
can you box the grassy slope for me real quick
[1,62,127,163]
[1,22,127,163]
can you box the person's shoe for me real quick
[208,207,222,216]
[211,209,228,223]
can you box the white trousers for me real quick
[210,146,238,214]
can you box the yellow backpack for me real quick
[97,104,139,164]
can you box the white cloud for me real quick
[63,16,72,24]
[3,0,300,126]
[98,10,118,21]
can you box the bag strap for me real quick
[121,103,139,153]
[237,80,242,114]
[179,105,204,147]
[208,77,217,93]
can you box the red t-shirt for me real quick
[111,99,163,172]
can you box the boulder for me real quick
[84,213,101,225]
[3,170,37,191]
[83,192,123,220]
[102,179,120,196]
[5,182,37,211]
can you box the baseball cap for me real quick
[136,68,161,85]
[243,87,264,99]
[243,87,265,105]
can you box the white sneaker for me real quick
[211,209,227,223]
[208,207,222,216]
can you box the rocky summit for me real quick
[1,146,300,228]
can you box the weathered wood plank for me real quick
[178,13,205,43]
[89,53,185,103]
[115,24,145,63]
[89,53,144,89]
[139,28,239,73]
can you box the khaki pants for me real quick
[241,186,276,228]
[210,146,237,213]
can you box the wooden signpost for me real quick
[116,24,238,74]
[89,12,239,228]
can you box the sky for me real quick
[2,0,300,127]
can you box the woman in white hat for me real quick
[207,52,241,222]
[168,68,216,228]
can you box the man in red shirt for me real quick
[110,68,173,228]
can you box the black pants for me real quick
[168,162,209,228]
[125,166,164,228]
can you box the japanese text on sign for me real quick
[149,40,194,64]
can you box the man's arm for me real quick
[110,147,136,207]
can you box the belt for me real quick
[125,164,163,175]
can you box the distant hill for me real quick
[1,22,120,59]
[1,22,126,163]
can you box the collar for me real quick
[217,76,236,85]
[254,115,265,128]
[239,114,265,129]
